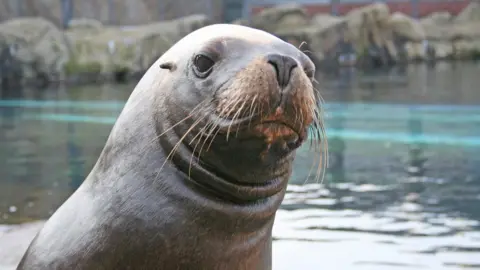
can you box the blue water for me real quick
[1,63,480,269]
[14,105,480,146]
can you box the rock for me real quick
[425,3,480,61]
[450,22,480,40]
[345,3,396,57]
[68,18,104,33]
[389,12,425,42]
[278,13,347,56]
[0,42,23,89]
[404,42,426,60]
[231,18,249,26]
[414,10,480,61]
[404,41,452,60]
[0,17,70,85]
[455,1,480,23]
[403,39,480,61]
[274,17,350,68]
[0,0,225,27]
[453,39,480,59]
[420,12,452,25]
[164,14,212,35]
[0,0,63,27]
[344,3,398,66]
[312,14,345,27]
[64,14,211,80]
[0,14,213,86]
[422,22,480,41]
[274,27,326,63]
[421,23,452,41]
[6,3,478,86]
[244,3,406,69]
[345,2,391,51]
[433,41,455,59]
[223,4,326,66]
[256,2,480,65]
[249,3,311,33]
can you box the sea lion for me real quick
[16,24,327,270]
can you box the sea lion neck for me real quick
[88,96,281,235]
[156,114,288,205]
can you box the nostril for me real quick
[266,54,298,88]
[267,59,280,83]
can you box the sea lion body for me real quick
[17,24,326,270]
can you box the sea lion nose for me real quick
[266,54,298,88]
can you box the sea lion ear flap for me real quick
[159,61,177,71]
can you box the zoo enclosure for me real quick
[3,0,473,27]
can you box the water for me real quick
[1,63,480,269]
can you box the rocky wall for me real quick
[1,2,479,88]
[236,2,480,69]
[0,14,211,87]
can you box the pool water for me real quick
[1,63,480,269]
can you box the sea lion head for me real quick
[140,24,326,202]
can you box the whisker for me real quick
[113,100,209,179]
[198,116,221,156]
[190,105,223,159]
[304,97,321,184]
[247,94,259,128]
[248,103,259,130]
[201,97,241,154]
[225,98,244,141]
[233,98,249,138]
[316,97,329,184]
[298,41,308,50]
[302,83,328,186]
[187,114,212,178]
[155,113,207,181]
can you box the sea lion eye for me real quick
[193,54,215,77]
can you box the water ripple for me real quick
[273,183,480,270]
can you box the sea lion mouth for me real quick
[254,105,308,150]
[208,105,309,152]
[253,120,304,150]
[209,111,307,143]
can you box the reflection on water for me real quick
[1,63,480,269]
